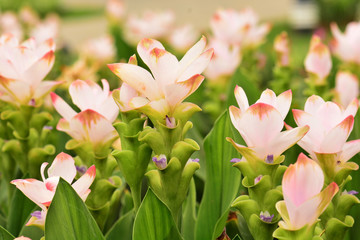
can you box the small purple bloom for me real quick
[28,98,36,106]
[43,125,53,130]
[265,154,274,164]
[190,158,199,163]
[165,115,176,128]
[343,190,359,195]
[76,165,87,175]
[260,211,274,223]
[153,154,167,170]
[31,211,42,219]
[254,175,263,185]
[230,158,241,163]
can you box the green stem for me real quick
[130,183,142,212]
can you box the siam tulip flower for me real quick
[331,22,360,65]
[108,36,213,122]
[168,25,199,53]
[304,35,332,84]
[276,153,339,230]
[51,79,118,147]
[274,32,290,67]
[15,237,32,240]
[204,38,241,81]
[0,12,23,40]
[292,95,359,161]
[228,86,309,162]
[30,14,59,43]
[334,71,359,108]
[106,0,125,22]
[11,152,96,228]
[210,8,270,49]
[0,34,61,106]
[19,6,40,27]
[125,10,175,44]
[80,35,115,64]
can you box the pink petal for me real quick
[0,76,31,103]
[304,95,325,115]
[34,80,63,101]
[276,89,292,119]
[11,179,53,210]
[47,152,77,184]
[343,98,358,118]
[164,74,204,108]
[319,115,354,153]
[234,85,249,113]
[335,71,359,108]
[137,38,165,67]
[341,139,360,162]
[22,51,55,87]
[72,165,96,199]
[178,36,207,73]
[108,63,162,100]
[118,83,140,111]
[51,92,77,121]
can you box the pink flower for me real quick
[125,10,175,44]
[15,237,32,240]
[276,153,338,230]
[204,38,241,80]
[228,86,309,161]
[106,0,125,21]
[108,37,213,120]
[51,79,118,146]
[0,12,23,40]
[331,22,360,65]
[168,25,199,53]
[30,14,59,44]
[81,35,115,63]
[292,95,359,161]
[304,36,332,84]
[210,8,270,48]
[11,153,96,227]
[274,32,290,67]
[0,34,60,106]
[335,71,359,108]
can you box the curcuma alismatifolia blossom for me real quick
[228,86,309,163]
[331,21,360,65]
[210,8,270,49]
[304,35,332,85]
[334,71,359,109]
[108,36,213,123]
[276,153,338,230]
[0,34,61,106]
[11,152,96,228]
[292,95,359,163]
[51,79,118,148]
[274,31,290,67]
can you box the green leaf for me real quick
[0,225,14,240]
[106,210,134,240]
[133,189,182,240]
[45,178,105,240]
[195,111,241,240]
[232,235,242,240]
[182,178,197,240]
[7,187,36,236]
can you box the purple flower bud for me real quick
[190,158,199,163]
[260,211,274,223]
[43,125,53,130]
[343,190,359,195]
[31,211,42,219]
[230,158,241,163]
[165,115,176,128]
[28,98,36,106]
[254,175,263,185]
[76,165,87,175]
[153,154,167,170]
[265,154,274,164]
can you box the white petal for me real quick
[47,152,77,184]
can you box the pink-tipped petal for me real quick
[72,165,96,199]
[276,89,292,119]
[304,95,325,115]
[47,152,77,184]
[137,38,165,67]
[340,139,360,162]
[22,51,55,87]
[51,92,77,121]
[234,85,249,113]
[179,36,207,73]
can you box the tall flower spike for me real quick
[292,94,359,162]
[304,35,332,84]
[331,22,360,65]
[228,86,309,162]
[108,36,213,123]
[11,152,96,227]
[274,31,290,67]
[0,34,61,106]
[276,153,338,230]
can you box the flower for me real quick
[14,237,32,240]
[51,79,118,147]
[168,25,199,53]
[81,35,115,63]
[125,10,175,44]
[334,71,359,108]
[0,34,61,106]
[292,95,359,161]
[108,36,213,121]
[204,38,241,80]
[30,14,59,44]
[304,35,332,84]
[331,21,360,65]
[210,8,270,49]
[227,86,309,161]
[106,0,125,21]
[274,31,290,67]
[11,152,96,227]
[0,12,23,40]
[276,153,338,230]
